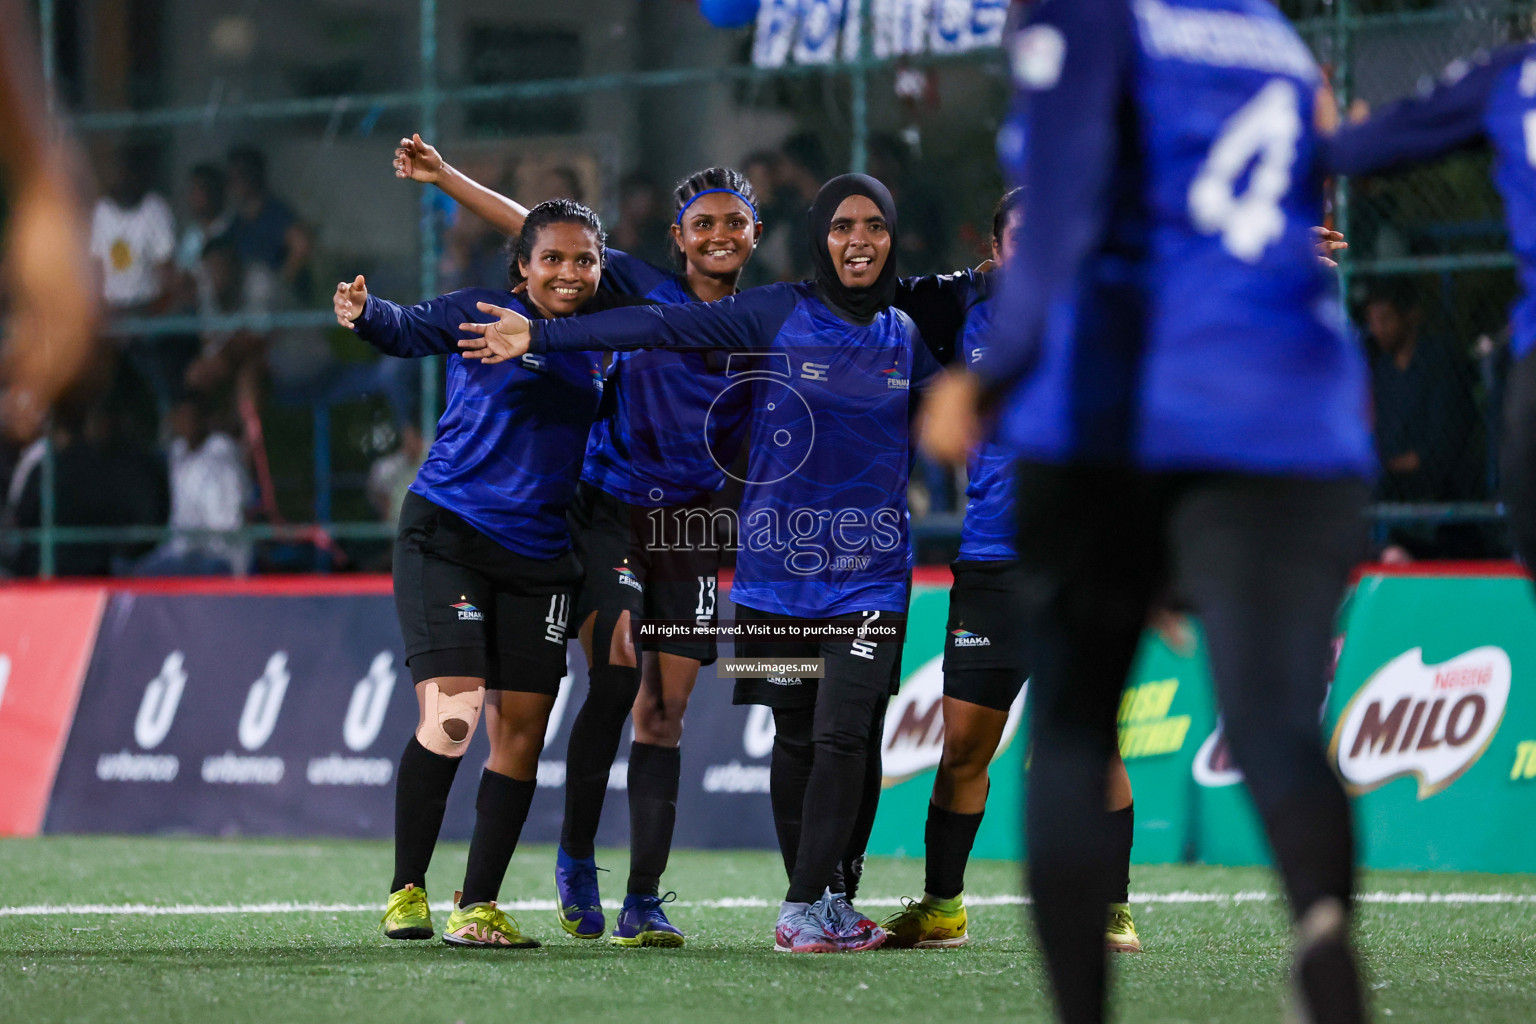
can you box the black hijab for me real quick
[806,173,899,324]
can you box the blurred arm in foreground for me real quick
[0,0,99,441]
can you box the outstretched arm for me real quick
[342,278,490,358]
[394,134,528,237]
[457,287,800,364]
[1319,52,1516,177]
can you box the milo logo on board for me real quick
[1330,646,1510,799]
[880,656,1026,784]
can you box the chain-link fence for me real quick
[0,0,1529,576]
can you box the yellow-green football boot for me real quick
[1106,902,1142,953]
[881,894,969,949]
[443,894,540,948]
[381,884,434,940]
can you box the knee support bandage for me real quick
[417,681,484,757]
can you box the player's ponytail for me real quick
[506,199,607,288]
[670,167,760,270]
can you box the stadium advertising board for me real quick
[42,585,780,850]
[0,586,107,836]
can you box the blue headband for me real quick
[675,188,758,226]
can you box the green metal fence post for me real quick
[418,0,441,443]
[850,2,869,174]
[38,0,57,579]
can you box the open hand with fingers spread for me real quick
[335,275,369,329]
[394,134,443,183]
[459,301,533,363]
[1312,226,1348,268]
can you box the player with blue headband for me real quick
[392,137,765,950]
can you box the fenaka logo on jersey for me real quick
[950,628,992,649]
[882,366,909,390]
[453,601,484,622]
[614,566,643,593]
[881,655,1026,783]
[1330,646,1510,800]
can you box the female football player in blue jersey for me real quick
[922,2,1371,1021]
[883,189,1140,955]
[336,199,615,949]
[393,135,764,946]
[458,173,937,954]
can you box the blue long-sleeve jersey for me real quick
[529,282,940,618]
[583,251,752,506]
[957,296,1018,561]
[983,0,1372,478]
[589,251,984,506]
[1321,44,1536,358]
[354,288,604,558]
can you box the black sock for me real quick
[459,769,537,907]
[560,664,641,859]
[390,736,462,893]
[1108,804,1133,904]
[770,708,814,880]
[924,802,985,901]
[626,741,681,896]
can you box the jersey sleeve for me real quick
[893,269,981,367]
[531,283,800,354]
[976,0,1136,392]
[1321,51,1518,177]
[600,247,672,299]
[353,289,489,358]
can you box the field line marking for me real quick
[1,890,1532,917]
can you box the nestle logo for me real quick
[1331,646,1510,799]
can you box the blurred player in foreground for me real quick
[922,1,1371,1021]
[0,0,98,440]
[884,188,1140,954]
[1319,39,1536,590]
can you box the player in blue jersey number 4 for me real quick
[924,2,1370,1022]
[338,200,618,950]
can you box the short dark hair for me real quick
[189,162,226,211]
[507,198,606,287]
[1362,276,1421,314]
[992,187,1025,245]
[227,146,266,191]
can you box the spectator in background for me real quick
[186,233,269,406]
[741,146,818,284]
[226,146,312,300]
[1364,280,1478,504]
[91,141,181,423]
[128,393,251,576]
[611,171,672,268]
[174,162,231,290]
[2,400,167,577]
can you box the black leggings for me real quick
[771,704,885,898]
[1502,346,1536,579]
[1012,464,1367,1024]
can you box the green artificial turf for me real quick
[1,837,1533,1023]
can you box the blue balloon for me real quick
[699,0,761,29]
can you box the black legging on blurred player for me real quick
[1012,464,1366,1023]
[1503,348,1536,584]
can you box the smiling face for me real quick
[826,194,891,289]
[670,191,760,280]
[518,221,602,317]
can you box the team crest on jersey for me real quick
[614,566,643,593]
[1009,23,1065,89]
[882,366,910,390]
[950,628,992,648]
[453,601,484,622]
